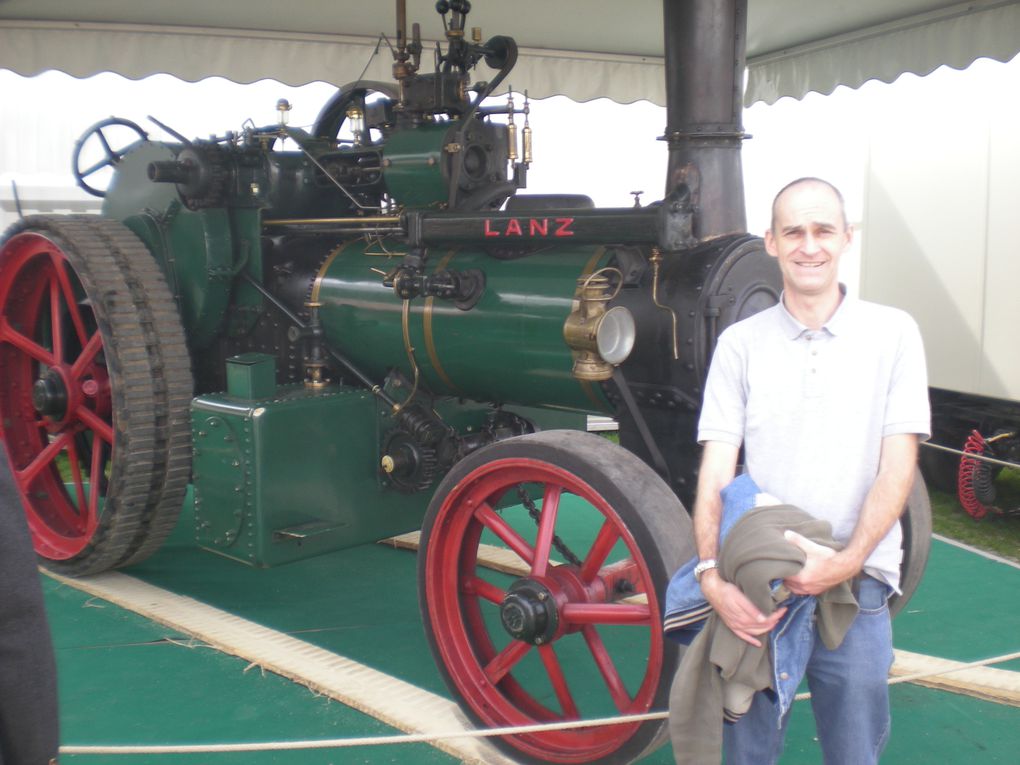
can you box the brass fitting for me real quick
[563,268,634,381]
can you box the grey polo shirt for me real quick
[698,291,931,589]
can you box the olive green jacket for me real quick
[668,504,859,765]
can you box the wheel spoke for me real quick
[65,438,89,519]
[531,483,562,577]
[79,155,115,178]
[75,405,114,445]
[50,255,90,348]
[0,317,56,366]
[537,644,580,719]
[582,625,633,712]
[562,603,652,626]
[48,277,66,361]
[70,331,103,379]
[474,502,535,566]
[97,130,119,164]
[463,576,505,605]
[580,519,621,582]
[484,639,532,685]
[16,430,73,486]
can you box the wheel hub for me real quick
[32,371,69,419]
[500,579,559,645]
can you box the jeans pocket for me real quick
[857,576,892,614]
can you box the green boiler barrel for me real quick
[312,242,614,413]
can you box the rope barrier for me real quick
[60,649,1020,755]
[923,440,1020,471]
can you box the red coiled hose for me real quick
[958,430,990,519]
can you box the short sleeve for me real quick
[883,315,931,441]
[697,328,747,447]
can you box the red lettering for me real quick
[529,218,549,236]
[484,219,500,237]
[505,218,523,236]
[555,217,576,237]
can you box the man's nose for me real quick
[801,232,821,254]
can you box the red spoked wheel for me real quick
[420,430,692,765]
[0,215,192,574]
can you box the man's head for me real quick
[765,178,852,300]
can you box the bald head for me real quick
[770,177,848,233]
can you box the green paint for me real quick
[188,384,555,567]
[225,353,277,400]
[191,385,426,566]
[382,123,453,208]
[316,240,613,413]
[103,141,263,349]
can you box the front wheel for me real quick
[419,430,693,765]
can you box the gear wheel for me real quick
[381,429,439,492]
[174,145,230,209]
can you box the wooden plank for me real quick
[892,649,1020,707]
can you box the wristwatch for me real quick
[693,558,718,583]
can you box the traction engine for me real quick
[0,2,932,763]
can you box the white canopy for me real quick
[0,0,1017,105]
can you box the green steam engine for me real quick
[0,2,930,763]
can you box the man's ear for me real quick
[764,228,778,258]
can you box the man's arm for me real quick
[784,432,920,595]
[694,440,786,647]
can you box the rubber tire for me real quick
[890,468,932,616]
[419,430,694,765]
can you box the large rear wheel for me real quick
[419,430,693,765]
[0,215,192,574]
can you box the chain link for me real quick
[516,485,584,567]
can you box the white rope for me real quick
[793,649,1020,701]
[923,440,1020,471]
[60,649,1020,755]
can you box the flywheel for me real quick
[0,215,193,575]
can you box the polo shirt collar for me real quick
[777,284,853,339]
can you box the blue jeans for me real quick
[723,576,894,764]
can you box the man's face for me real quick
[764,183,852,299]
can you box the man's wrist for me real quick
[693,558,719,583]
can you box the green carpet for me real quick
[44,499,1020,764]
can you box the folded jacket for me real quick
[668,504,859,765]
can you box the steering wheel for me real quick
[72,118,149,197]
[313,82,398,144]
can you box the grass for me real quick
[928,469,1020,564]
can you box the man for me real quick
[692,177,930,763]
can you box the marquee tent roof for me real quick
[0,0,1017,105]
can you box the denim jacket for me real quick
[664,474,821,724]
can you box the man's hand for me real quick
[700,569,787,647]
[782,530,856,595]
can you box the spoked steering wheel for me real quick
[72,118,149,197]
